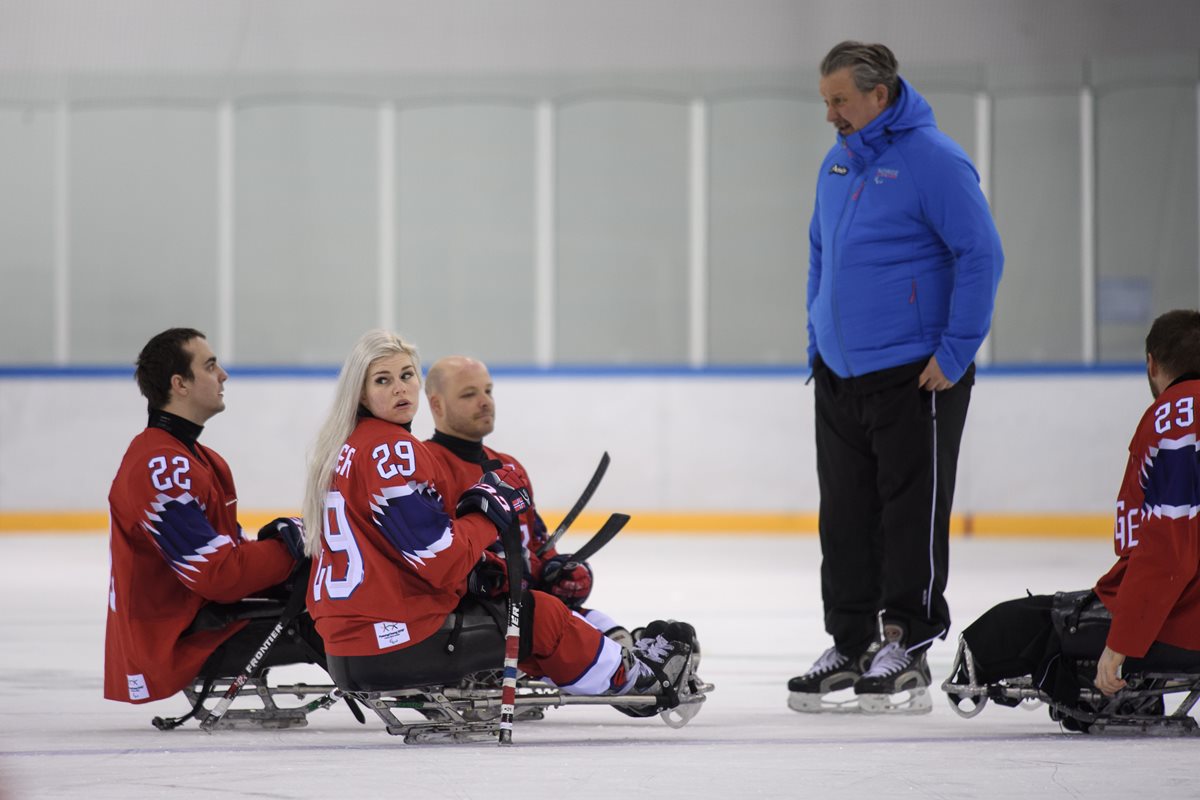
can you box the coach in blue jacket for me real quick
[788,41,1003,716]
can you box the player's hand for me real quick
[455,466,531,533]
[467,549,509,598]
[256,516,306,561]
[1094,646,1127,696]
[540,554,594,609]
[918,355,954,391]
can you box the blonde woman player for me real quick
[301,329,696,717]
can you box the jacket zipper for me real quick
[829,173,866,377]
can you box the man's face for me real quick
[432,361,495,442]
[176,337,227,424]
[819,67,889,137]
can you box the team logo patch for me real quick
[874,167,899,184]
[374,620,411,650]
[127,673,149,701]
[829,164,849,176]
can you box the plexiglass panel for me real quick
[234,103,377,364]
[70,105,218,363]
[0,59,1195,370]
[708,95,822,364]
[394,103,536,364]
[1094,55,1199,361]
[923,91,977,162]
[556,98,689,364]
[990,92,1083,362]
[0,107,56,363]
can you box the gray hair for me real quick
[820,41,900,104]
[301,329,421,556]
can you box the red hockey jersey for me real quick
[424,438,557,578]
[105,426,294,703]
[307,417,498,655]
[1094,377,1200,657]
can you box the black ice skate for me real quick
[630,619,702,671]
[854,625,932,715]
[615,620,700,722]
[787,645,873,713]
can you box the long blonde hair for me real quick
[302,329,421,555]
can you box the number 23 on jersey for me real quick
[1154,397,1194,434]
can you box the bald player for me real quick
[423,356,631,646]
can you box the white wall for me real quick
[0,372,1146,516]
[1,0,1197,76]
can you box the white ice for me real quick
[1,532,1196,800]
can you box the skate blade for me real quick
[857,686,932,715]
[788,689,861,714]
[661,695,705,728]
[944,688,989,718]
[659,655,709,728]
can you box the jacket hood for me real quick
[840,76,936,155]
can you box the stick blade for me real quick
[568,512,630,563]
[538,451,611,556]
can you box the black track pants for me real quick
[961,592,1200,703]
[814,357,973,655]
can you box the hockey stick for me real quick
[560,512,629,565]
[198,575,309,733]
[536,451,610,557]
[497,517,525,746]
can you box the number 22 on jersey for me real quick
[148,456,191,491]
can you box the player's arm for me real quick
[137,449,294,603]
[1106,416,1200,658]
[361,436,496,591]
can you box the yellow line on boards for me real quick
[0,511,111,532]
[0,509,1112,538]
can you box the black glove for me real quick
[257,516,305,561]
[455,467,531,533]
[540,554,594,609]
[467,549,510,598]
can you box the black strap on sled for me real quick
[151,677,215,731]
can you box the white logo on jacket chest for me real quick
[874,167,899,184]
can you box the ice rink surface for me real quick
[1,531,1196,800]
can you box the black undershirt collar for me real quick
[430,430,486,464]
[147,409,204,454]
[1168,372,1200,390]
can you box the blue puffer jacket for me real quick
[806,77,1003,382]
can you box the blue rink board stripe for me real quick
[0,363,1146,379]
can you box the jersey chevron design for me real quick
[1140,433,1200,519]
[143,491,235,581]
[369,481,454,567]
